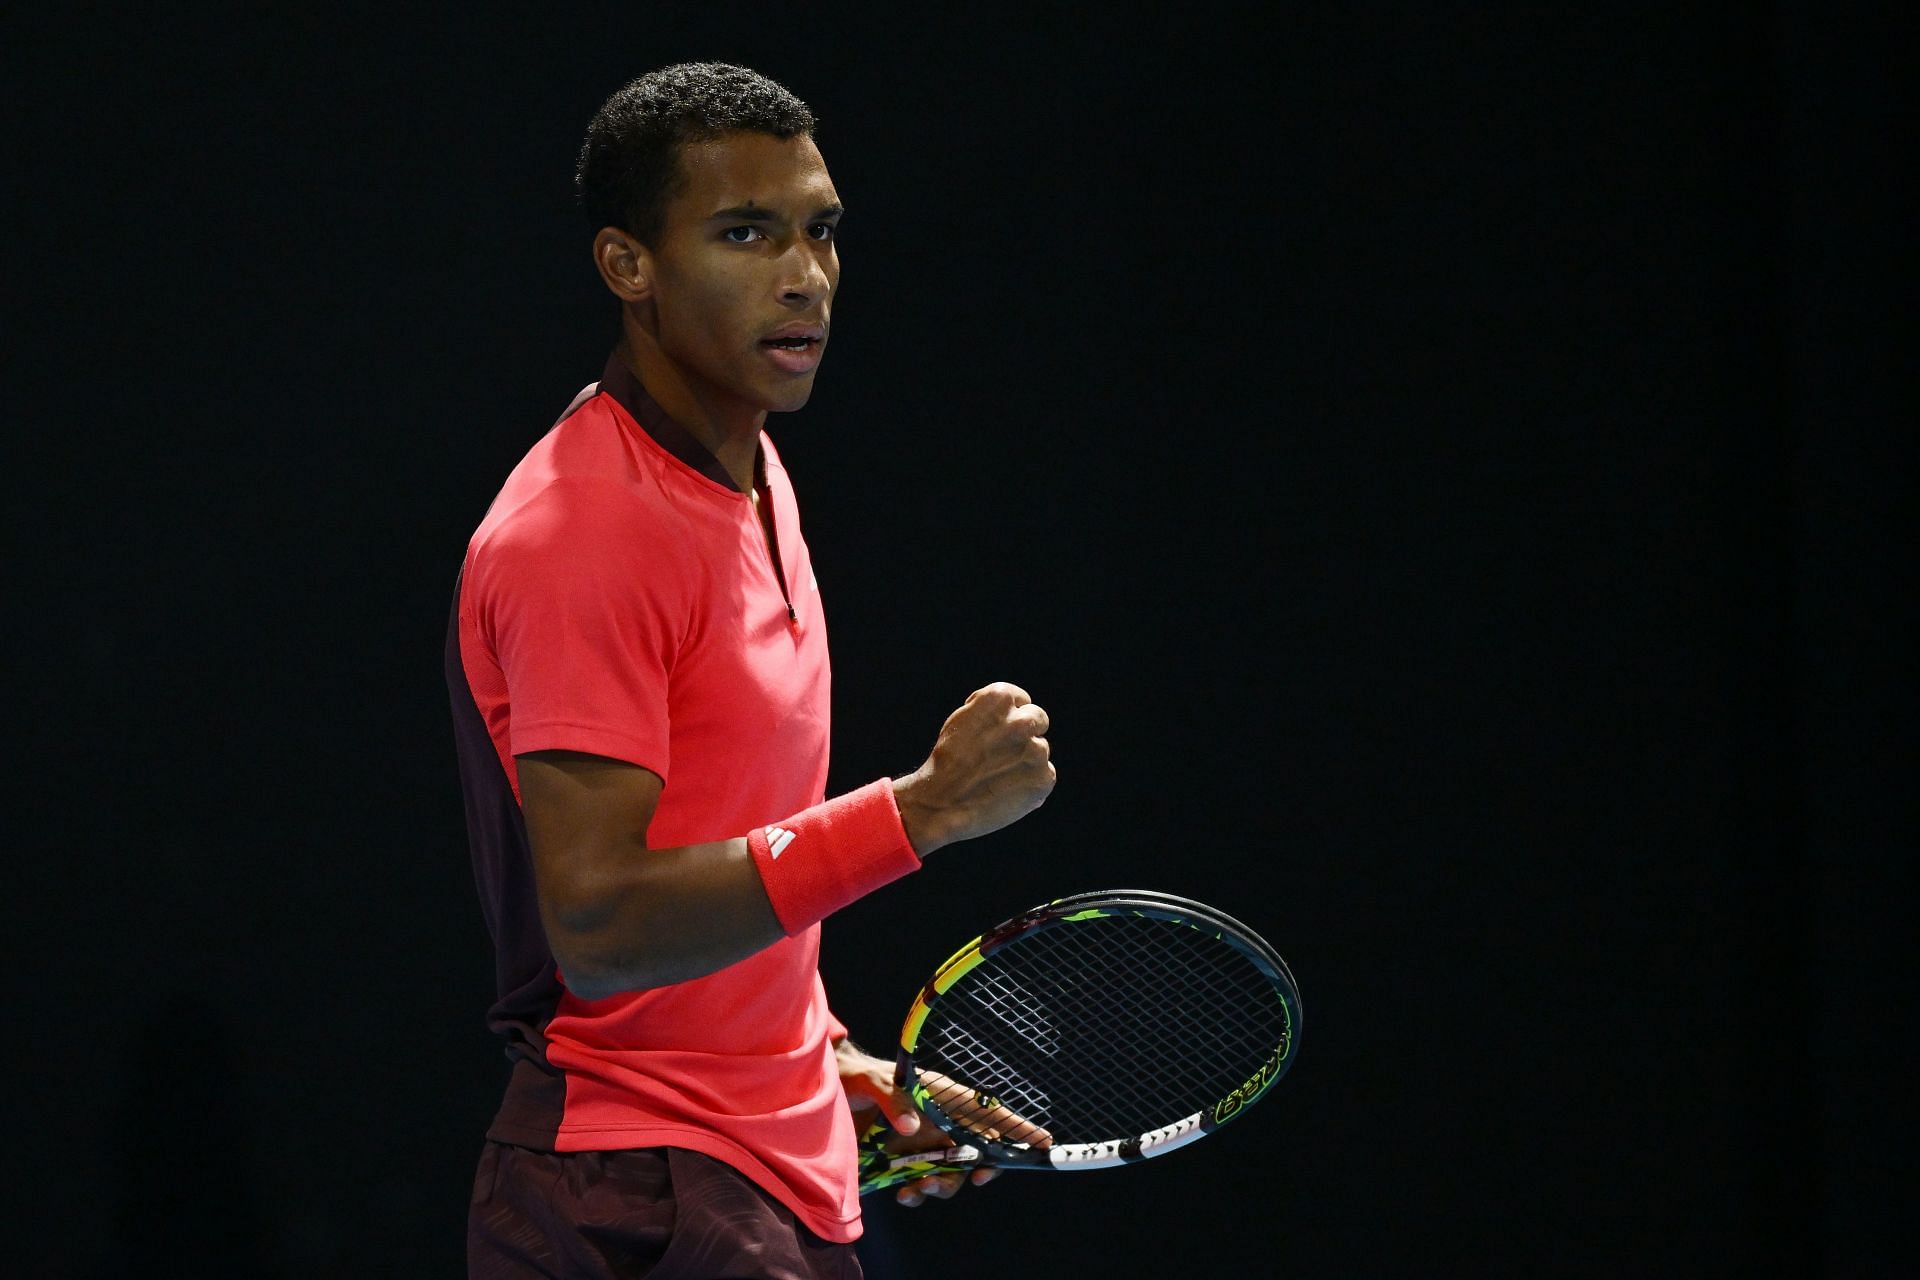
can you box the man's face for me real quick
[644,131,842,415]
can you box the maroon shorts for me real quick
[467,1142,863,1280]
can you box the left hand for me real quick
[836,1039,1003,1207]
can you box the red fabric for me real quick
[749,779,921,934]
[457,386,864,1242]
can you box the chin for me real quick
[764,381,818,415]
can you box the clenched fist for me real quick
[892,682,1055,857]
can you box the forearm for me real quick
[522,680,1055,1000]
[540,779,920,998]
[539,834,783,998]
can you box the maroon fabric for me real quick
[468,1143,863,1280]
[446,375,618,1142]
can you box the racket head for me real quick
[891,889,1301,1175]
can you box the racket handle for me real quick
[854,1117,984,1196]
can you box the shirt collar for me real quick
[599,351,748,493]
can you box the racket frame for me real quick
[883,888,1301,1180]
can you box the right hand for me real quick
[911,1068,1053,1150]
[883,1068,1054,1207]
[893,682,1055,857]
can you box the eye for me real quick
[722,226,765,244]
[808,222,837,242]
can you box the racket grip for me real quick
[854,1116,983,1196]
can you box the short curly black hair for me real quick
[577,63,817,247]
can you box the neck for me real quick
[617,317,764,493]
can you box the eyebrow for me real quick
[707,202,846,223]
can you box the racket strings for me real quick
[917,914,1291,1146]
[1123,919,1283,1063]
[929,926,1275,1141]
[1048,920,1286,1125]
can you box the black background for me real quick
[8,4,1909,1276]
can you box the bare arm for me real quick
[520,682,1054,999]
[518,750,780,997]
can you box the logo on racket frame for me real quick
[1212,1034,1293,1125]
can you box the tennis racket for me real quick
[856,889,1301,1195]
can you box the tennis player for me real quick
[446,63,1055,1278]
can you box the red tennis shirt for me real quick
[446,356,862,1241]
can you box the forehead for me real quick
[668,131,838,219]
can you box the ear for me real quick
[592,226,653,303]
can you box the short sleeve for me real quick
[469,476,688,782]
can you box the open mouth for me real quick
[759,331,825,374]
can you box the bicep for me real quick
[517,750,663,925]
[513,750,780,993]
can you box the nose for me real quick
[778,241,832,309]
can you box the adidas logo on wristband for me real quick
[751,781,921,935]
